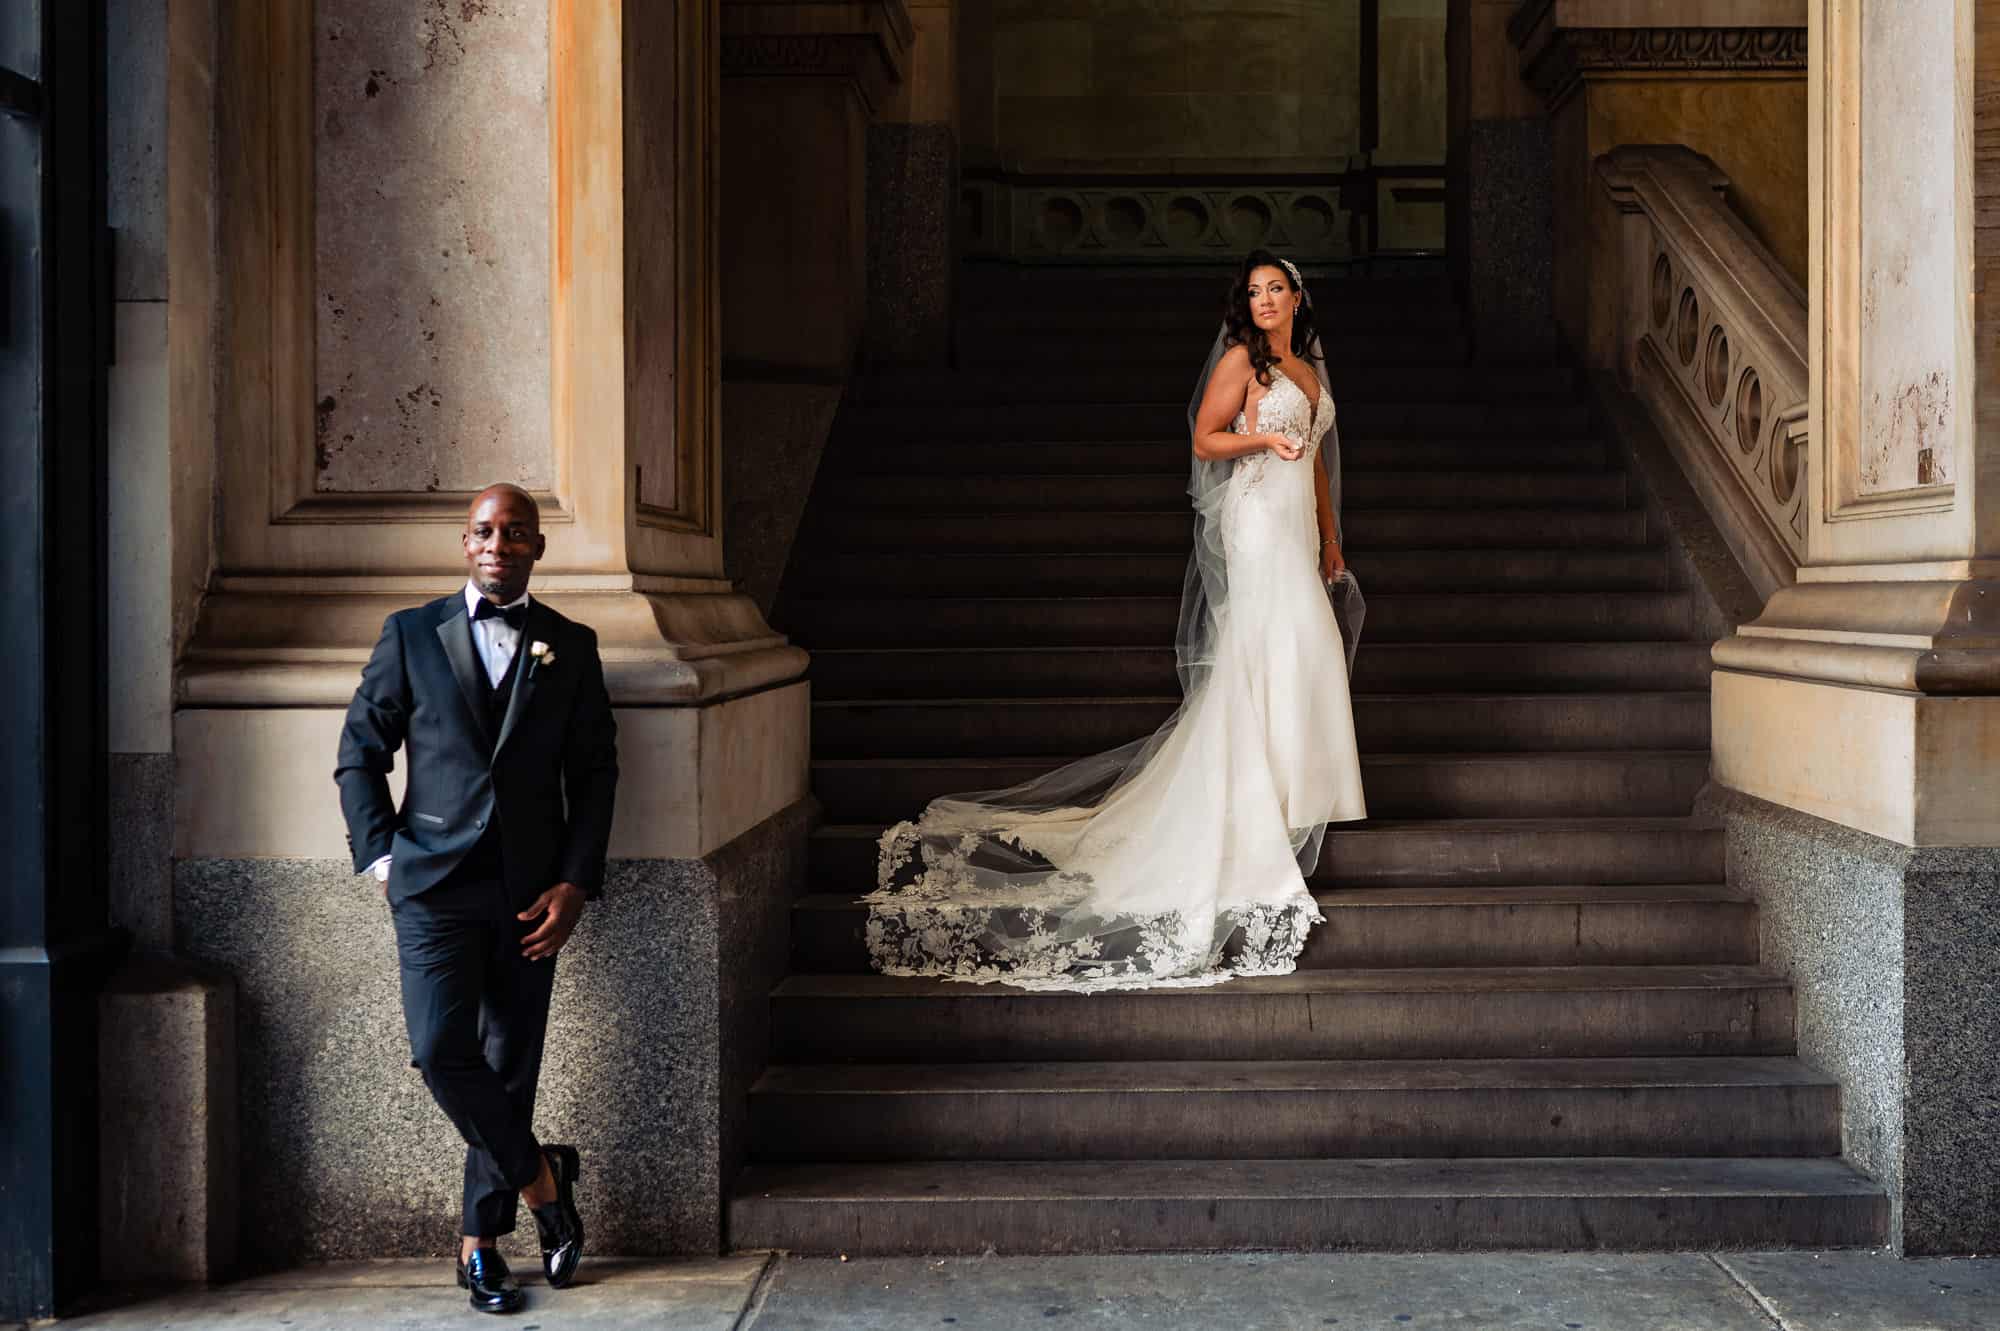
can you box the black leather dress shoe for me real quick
[462,1247,525,1315]
[531,1144,584,1289]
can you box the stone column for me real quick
[1509,0,1808,369]
[1704,0,2000,1254]
[170,0,810,1264]
[717,0,910,611]
[96,0,238,1284]
[1448,0,1553,360]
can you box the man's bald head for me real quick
[462,483,546,604]
[467,483,540,530]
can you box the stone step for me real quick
[805,643,1717,700]
[727,1157,1889,1253]
[835,401,1595,441]
[821,469,1631,512]
[810,751,1711,820]
[808,507,1651,552]
[855,366,1581,406]
[791,884,1758,973]
[812,695,1709,758]
[768,966,1796,1062]
[802,548,1674,596]
[835,436,1611,474]
[809,818,1727,889]
[747,1057,1839,1162]
[784,594,1694,648]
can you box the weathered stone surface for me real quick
[173,801,811,1269]
[313,0,551,494]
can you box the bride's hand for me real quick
[1263,433,1303,462]
[1321,540,1346,583]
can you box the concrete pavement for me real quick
[28,1250,2000,1330]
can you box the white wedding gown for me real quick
[866,365,1367,991]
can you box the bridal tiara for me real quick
[1278,257,1311,307]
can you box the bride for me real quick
[865,250,1368,991]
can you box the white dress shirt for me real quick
[466,580,531,687]
[368,583,532,883]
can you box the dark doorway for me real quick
[0,0,119,1319]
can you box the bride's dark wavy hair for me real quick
[1223,248,1324,387]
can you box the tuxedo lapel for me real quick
[436,600,495,747]
[493,600,548,757]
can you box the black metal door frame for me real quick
[1,0,119,1318]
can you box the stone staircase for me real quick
[734,267,1888,1253]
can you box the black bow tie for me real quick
[472,598,529,631]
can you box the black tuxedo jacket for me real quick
[335,592,619,905]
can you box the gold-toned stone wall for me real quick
[989,0,1362,165]
[1586,79,1807,285]
[1557,75,1807,369]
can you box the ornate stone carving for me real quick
[1520,27,1807,110]
[1597,146,1808,599]
[965,177,1356,263]
[720,34,837,75]
[718,1,912,112]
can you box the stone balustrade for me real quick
[962,167,1361,264]
[1596,144,1807,601]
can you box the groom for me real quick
[336,483,619,1315]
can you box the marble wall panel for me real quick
[1857,0,1959,495]
[313,0,552,495]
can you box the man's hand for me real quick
[518,882,588,961]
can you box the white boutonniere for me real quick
[528,640,556,670]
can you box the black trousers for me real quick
[390,874,555,1238]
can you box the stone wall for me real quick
[1508,2,1809,370]
[986,0,1361,165]
[1447,0,1553,360]
[174,800,812,1267]
[1553,77,1807,367]
[1701,787,2000,1255]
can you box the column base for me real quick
[98,956,239,1283]
[1699,784,2000,1255]
[173,798,813,1268]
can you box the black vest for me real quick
[449,642,521,886]
[482,643,522,750]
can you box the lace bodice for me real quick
[1231,366,1335,456]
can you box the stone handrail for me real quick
[1595,145,1807,601]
